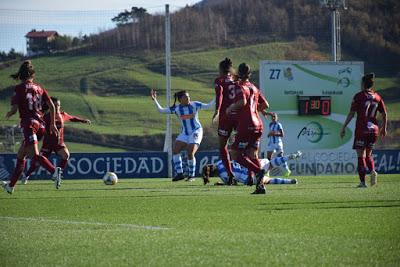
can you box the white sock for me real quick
[172,154,183,174]
[188,158,196,177]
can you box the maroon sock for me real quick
[58,159,68,171]
[357,157,366,183]
[26,159,39,177]
[34,154,55,174]
[9,159,26,187]
[365,156,375,172]
[235,153,261,173]
[219,146,234,177]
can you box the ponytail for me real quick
[170,93,178,109]
[170,90,188,109]
[11,60,35,81]
[219,57,234,75]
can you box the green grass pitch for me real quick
[0,174,399,266]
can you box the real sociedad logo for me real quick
[337,67,352,88]
[297,122,329,143]
[284,67,294,81]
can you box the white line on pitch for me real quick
[0,216,170,231]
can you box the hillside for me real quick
[0,42,293,151]
[0,41,399,152]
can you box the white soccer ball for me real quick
[103,172,118,185]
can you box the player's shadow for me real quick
[257,199,400,211]
[0,193,209,201]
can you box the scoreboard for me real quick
[259,61,364,175]
[298,96,331,116]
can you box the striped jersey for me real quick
[268,121,283,145]
[216,159,249,184]
[169,101,209,135]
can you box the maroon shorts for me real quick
[231,131,262,151]
[21,119,46,147]
[353,133,378,150]
[218,115,237,137]
[41,142,66,156]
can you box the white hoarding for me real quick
[259,60,364,175]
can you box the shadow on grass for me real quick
[0,193,209,201]
[257,199,400,211]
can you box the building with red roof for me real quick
[25,30,58,57]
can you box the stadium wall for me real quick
[0,150,399,180]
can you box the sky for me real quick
[0,0,200,54]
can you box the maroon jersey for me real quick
[350,90,386,137]
[215,74,239,118]
[236,81,266,133]
[43,111,86,146]
[11,81,51,123]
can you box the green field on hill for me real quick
[0,42,398,151]
[0,175,399,266]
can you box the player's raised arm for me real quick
[63,112,91,124]
[195,98,216,110]
[150,89,171,114]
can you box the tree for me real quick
[111,7,148,26]
[53,35,72,51]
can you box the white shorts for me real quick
[176,128,203,145]
[266,142,284,154]
[260,158,271,172]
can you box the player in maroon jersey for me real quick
[226,63,269,194]
[340,73,387,188]
[22,97,91,184]
[212,58,238,184]
[2,61,61,194]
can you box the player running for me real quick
[3,60,61,194]
[22,97,91,184]
[202,151,302,186]
[212,58,238,185]
[340,73,387,188]
[264,112,291,176]
[151,89,215,181]
[226,63,269,194]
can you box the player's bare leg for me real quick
[365,148,377,186]
[172,141,187,181]
[56,147,70,171]
[218,135,235,185]
[186,143,199,181]
[2,144,27,194]
[356,149,367,188]
[266,151,273,176]
[55,147,70,188]
[277,151,291,177]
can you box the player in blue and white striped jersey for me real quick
[265,112,291,176]
[202,151,302,186]
[151,89,215,181]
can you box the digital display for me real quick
[298,96,331,115]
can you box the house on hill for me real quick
[25,30,58,57]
